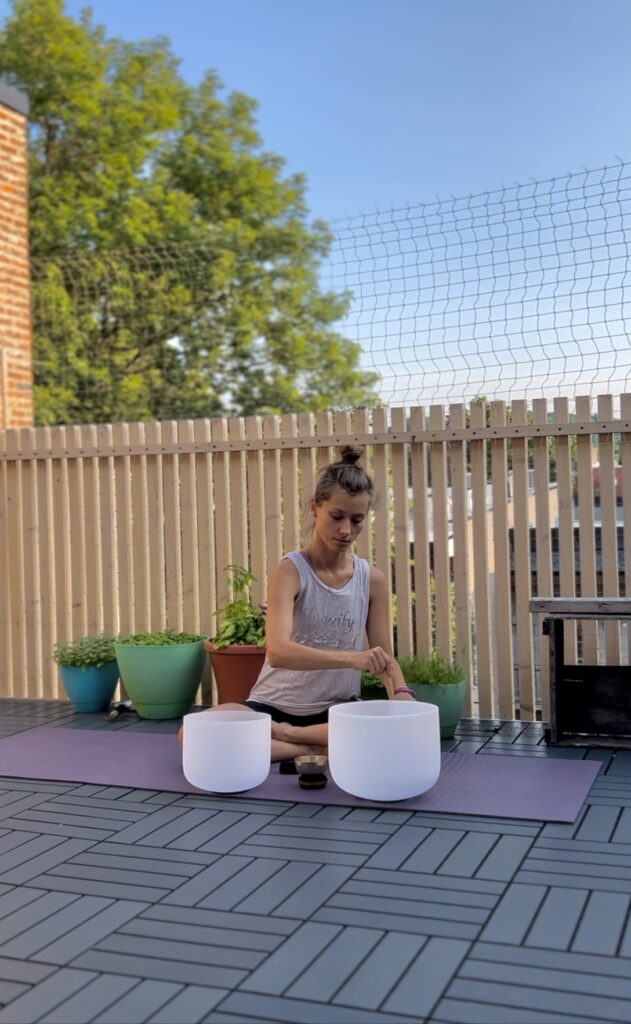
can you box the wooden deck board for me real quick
[0,699,625,1024]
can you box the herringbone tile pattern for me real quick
[0,701,625,1022]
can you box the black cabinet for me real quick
[530,599,631,748]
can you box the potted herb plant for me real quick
[114,629,206,720]
[398,651,468,738]
[53,633,121,712]
[206,564,266,704]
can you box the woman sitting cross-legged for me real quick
[192,445,416,762]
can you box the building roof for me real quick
[0,81,29,116]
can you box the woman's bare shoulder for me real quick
[369,564,387,587]
[269,555,301,595]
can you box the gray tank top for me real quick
[249,550,371,715]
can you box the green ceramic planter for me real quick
[114,640,206,719]
[59,662,120,713]
[408,678,468,738]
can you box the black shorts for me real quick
[242,699,356,727]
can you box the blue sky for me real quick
[1,0,630,224]
[2,0,631,402]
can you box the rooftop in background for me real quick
[0,78,28,114]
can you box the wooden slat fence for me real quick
[1,397,629,718]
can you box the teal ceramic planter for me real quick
[114,640,206,719]
[59,662,120,713]
[409,678,468,738]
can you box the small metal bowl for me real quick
[294,754,328,789]
[294,754,328,775]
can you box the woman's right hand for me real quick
[353,646,394,676]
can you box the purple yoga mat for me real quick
[0,725,599,821]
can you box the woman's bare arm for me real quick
[265,559,391,674]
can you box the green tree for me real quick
[0,0,379,423]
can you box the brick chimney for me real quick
[0,81,33,428]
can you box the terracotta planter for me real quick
[205,640,266,704]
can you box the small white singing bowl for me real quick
[182,710,271,793]
[328,700,441,801]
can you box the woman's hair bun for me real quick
[311,442,374,509]
[339,444,363,466]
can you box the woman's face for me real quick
[311,487,371,550]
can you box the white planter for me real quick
[328,700,441,801]
[182,709,271,792]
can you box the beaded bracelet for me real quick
[393,686,416,697]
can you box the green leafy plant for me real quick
[211,565,266,649]
[53,633,119,668]
[116,629,205,646]
[398,651,466,686]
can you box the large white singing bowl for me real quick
[182,710,271,793]
[328,700,441,801]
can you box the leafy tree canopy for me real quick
[0,0,379,423]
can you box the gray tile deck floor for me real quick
[0,700,627,1023]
